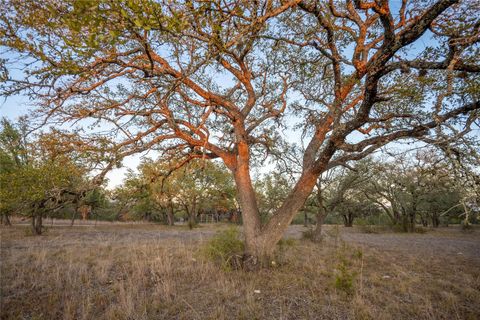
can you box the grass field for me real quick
[1,223,479,319]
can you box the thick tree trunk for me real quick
[1,214,12,226]
[232,154,262,262]
[230,140,322,267]
[313,211,326,242]
[343,213,354,227]
[32,214,43,235]
[238,170,319,266]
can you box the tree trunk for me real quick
[167,202,175,226]
[313,211,327,242]
[420,213,428,227]
[232,148,262,262]
[408,212,415,232]
[32,214,43,235]
[312,184,328,242]
[1,214,12,226]
[230,139,322,267]
[343,213,354,227]
[235,167,319,266]
[71,204,79,226]
[188,197,197,229]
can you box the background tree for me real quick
[0,118,29,225]
[254,172,292,224]
[117,157,236,226]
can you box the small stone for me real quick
[254,290,261,294]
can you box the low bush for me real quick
[301,228,315,241]
[334,257,357,296]
[203,227,244,270]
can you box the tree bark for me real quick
[313,210,327,242]
[32,214,43,235]
[188,196,197,229]
[343,213,354,227]
[167,201,175,226]
[432,214,440,228]
[235,172,318,264]
[312,186,328,242]
[71,202,79,227]
[232,148,262,262]
[1,214,12,226]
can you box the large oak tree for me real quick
[1,0,478,263]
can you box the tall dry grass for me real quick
[1,224,479,319]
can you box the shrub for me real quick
[461,221,473,232]
[301,228,315,240]
[277,238,296,247]
[334,257,357,296]
[187,219,200,230]
[203,227,244,270]
[358,225,380,234]
[414,226,428,234]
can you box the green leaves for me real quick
[0,119,88,217]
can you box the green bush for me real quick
[203,227,244,270]
[334,257,357,296]
[414,226,428,234]
[277,238,296,247]
[301,228,315,240]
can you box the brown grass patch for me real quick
[1,224,479,319]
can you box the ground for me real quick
[1,222,479,319]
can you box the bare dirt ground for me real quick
[6,221,479,262]
[288,224,480,263]
[1,222,479,319]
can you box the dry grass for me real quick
[1,224,479,319]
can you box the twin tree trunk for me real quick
[231,142,319,264]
